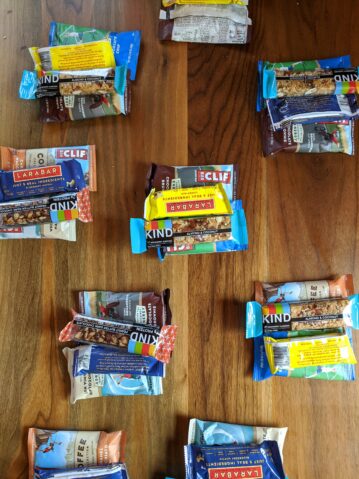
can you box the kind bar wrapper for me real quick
[59,314,177,364]
[188,419,287,458]
[79,289,171,326]
[146,163,238,201]
[144,184,232,221]
[0,145,96,191]
[163,1,249,5]
[29,40,115,72]
[48,23,141,81]
[35,464,128,479]
[0,222,76,241]
[261,110,355,156]
[255,274,354,304]
[28,428,126,479]
[67,345,165,377]
[185,442,286,479]
[0,159,86,202]
[264,332,357,375]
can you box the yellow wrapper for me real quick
[144,184,232,221]
[29,40,115,72]
[264,333,357,375]
[163,0,248,5]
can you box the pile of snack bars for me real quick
[58,290,177,402]
[159,0,251,44]
[258,55,359,155]
[246,274,359,381]
[0,145,95,241]
[130,163,248,259]
[19,22,141,122]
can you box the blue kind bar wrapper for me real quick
[35,464,128,479]
[0,159,86,202]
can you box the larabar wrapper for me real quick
[28,428,126,479]
[0,145,96,192]
[144,184,232,221]
[29,40,115,72]
[255,274,354,304]
[59,313,177,364]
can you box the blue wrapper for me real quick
[48,22,141,81]
[185,442,286,479]
[35,464,128,479]
[0,159,86,202]
[69,345,165,377]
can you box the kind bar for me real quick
[188,419,287,457]
[255,274,354,304]
[0,159,86,202]
[0,145,96,191]
[29,40,115,72]
[163,1,249,6]
[261,110,355,156]
[146,164,238,201]
[59,314,177,364]
[264,332,357,375]
[49,23,141,81]
[79,290,171,326]
[185,442,286,479]
[63,347,162,403]
[131,209,244,254]
[0,190,92,226]
[35,464,128,479]
[0,222,76,241]
[144,184,232,221]
[263,67,359,99]
[66,345,165,377]
[28,428,126,479]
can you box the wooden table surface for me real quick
[0,0,358,478]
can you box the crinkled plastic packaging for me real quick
[163,1,249,5]
[48,23,141,81]
[0,222,76,241]
[28,428,126,479]
[35,464,128,479]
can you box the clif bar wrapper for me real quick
[29,40,115,72]
[66,345,165,377]
[185,442,286,479]
[0,159,86,202]
[255,274,354,304]
[263,67,359,99]
[261,110,355,156]
[246,296,359,338]
[0,145,96,191]
[35,464,128,479]
[79,289,171,326]
[28,428,126,479]
[0,222,76,241]
[146,163,238,201]
[188,419,287,457]
[59,314,177,364]
[144,184,232,221]
[48,23,141,81]
[0,190,92,226]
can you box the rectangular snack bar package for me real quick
[63,347,163,403]
[29,41,115,72]
[163,1,249,5]
[185,442,286,479]
[146,163,238,201]
[261,110,355,156]
[160,4,251,23]
[35,464,128,479]
[144,184,232,221]
[78,289,171,326]
[59,314,177,364]
[48,23,141,81]
[28,428,126,479]
[188,418,287,458]
[0,145,96,191]
[0,222,76,241]
[66,345,165,377]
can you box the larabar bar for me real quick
[144,184,232,221]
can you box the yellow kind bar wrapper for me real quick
[29,40,115,72]
[144,184,232,221]
[163,0,248,5]
[264,333,357,374]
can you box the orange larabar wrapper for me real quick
[144,184,232,221]
[28,428,126,479]
[255,274,354,304]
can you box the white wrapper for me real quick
[0,221,76,241]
